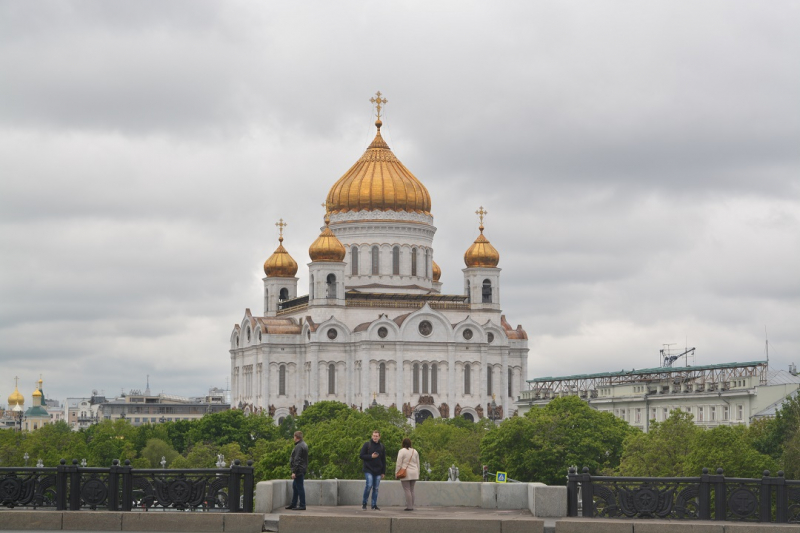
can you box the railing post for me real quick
[580,467,594,518]
[68,459,81,510]
[56,459,68,511]
[567,467,579,517]
[242,460,254,513]
[120,460,133,512]
[714,468,726,521]
[759,470,772,522]
[228,460,242,512]
[776,471,788,523]
[108,459,120,511]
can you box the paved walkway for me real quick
[269,504,534,518]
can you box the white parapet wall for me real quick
[255,480,566,518]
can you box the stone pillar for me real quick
[447,344,455,418]
[501,351,509,420]
[310,345,320,403]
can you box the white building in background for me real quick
[229,95,529,424]
[515,360,800,432]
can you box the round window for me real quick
[487,332,494,343]
[378,327,388,338]
[463,329,473,340]
[327,329,338,340]
[418,320,433,336]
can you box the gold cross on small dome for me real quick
[476,206,487,226]
[275,219,287,239]
[370,91,388,120]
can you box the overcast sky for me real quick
[2,1,798,405]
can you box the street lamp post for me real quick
[23,452,29,466]
[160,456,166,469]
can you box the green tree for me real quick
[296,401,352,429]
[139,438,180,468]
[481,396,634,485]
[410,417,487,481]
[617,410,699,477]
[84,419,139,466]
[186,410,277,451]
[171,443,218,469]
[685,424,777,478]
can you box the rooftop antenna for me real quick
[765,326,769,364]
[660,343,696,368]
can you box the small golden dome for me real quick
[326,119,431,215]
[7,386,24,407]
[264,236,298,278]
[464,209,500,268]
[309,215,346,262]
[32,388,42,397]
[432,260,441,281]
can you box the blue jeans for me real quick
[291,474,305,507]
[362,472,381,507]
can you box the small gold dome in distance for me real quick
[464,206,500,268]
[264,236,298,278]
[432,260,441,281]
[309,215,346,262]
[8,386,24,407]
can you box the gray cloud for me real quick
[1,1,798,403]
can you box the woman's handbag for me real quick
[396,449,414,479]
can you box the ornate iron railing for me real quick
[0,459,254,512]
[568,467,800,523]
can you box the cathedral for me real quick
[230,94,528,424]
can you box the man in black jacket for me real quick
[286,431,308,510]
[359,430,386,510]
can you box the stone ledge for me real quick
[62,511,122,530]
[0,511,63,530]
[393,517,501,533]
[121,512,225,532]
[278,514,391,533]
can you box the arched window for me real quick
[508,368,513,397]
[379,363,386,394]
[431,364,438,394]
[482,279,492,303]
[466,280,471,303]
[487,365,493,396]
[279,365,286,396]
[413,363,420,393]
[279,288,288,301]
[309,275,314,299]
[422,363,429,394]
[351,246,359,275]
[328,363,336,394]
[425,249,430,277]
[326,274,337,299]
[392,246,400,275]
[464,364,471,395]
[411,248,417,276]
[371,246,380,275]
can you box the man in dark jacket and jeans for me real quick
[359,430,386,510]
[286,431,308,510]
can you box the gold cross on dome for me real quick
[370,91,388,119]
[275,219,287,239]
[476,206,487,226]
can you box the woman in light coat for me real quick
[395,437,420,511]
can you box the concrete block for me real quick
[496,483,529,510]
[279,514,391,533]
[529,484,567,518]
[63,511,122,530]
[635,522,723,533]
[724,524,800,533]
[318,479,338,506]
[223,513,266,533]
[415,481,481,507]
[0,511,62,530]
[271,479,290,509]
[255,481,273,514]
[501,518,545,533]
[482,483,498,508]
[121,511,224,531]
[337,479,405,507]
[555,518,632,533]
[393,517,501,533]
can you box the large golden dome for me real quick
[264,236,298,278]
[326,119,431,215]
[309,216,346,262]
[7,385,24,407]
